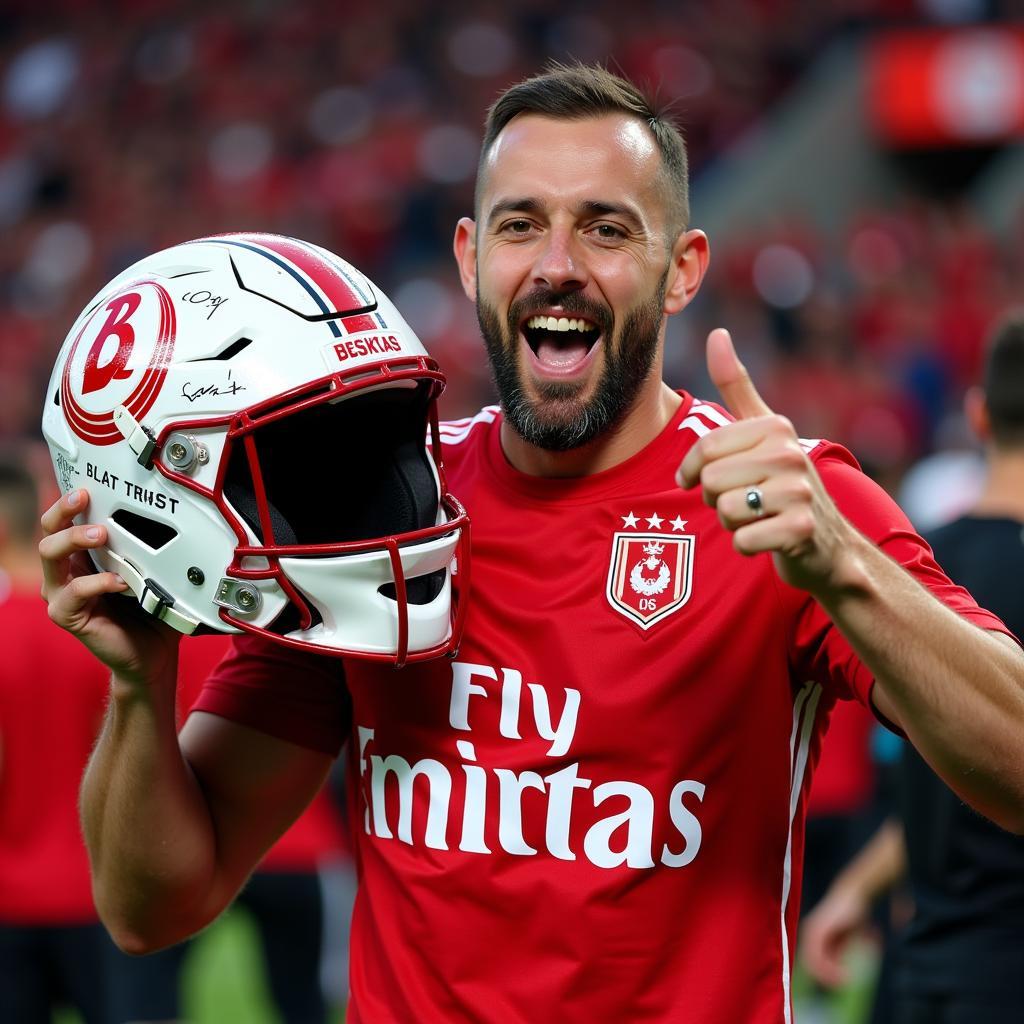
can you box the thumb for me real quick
[706,328,772,420]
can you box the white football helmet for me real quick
[42,232,470,666]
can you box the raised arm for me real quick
[41,489,333,952]
[678,330,1024,832]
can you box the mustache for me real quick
[506,289,613,335]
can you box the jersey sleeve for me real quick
[787,442,1012,709]
[188,633,351,756]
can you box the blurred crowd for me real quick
[689,199,1024,494]
[1,0,1022,482]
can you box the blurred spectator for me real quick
[0,448,112,1024]
[799,314,1024,1023]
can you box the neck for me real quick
[971,448,1024,521]
[499,380,682,478]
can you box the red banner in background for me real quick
[869,26,1024,147]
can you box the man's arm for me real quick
[679,329,1024,832]
[813,539,1024,830]
[42,489,332,952]
[82,692,332,953]
[799,818,905,988]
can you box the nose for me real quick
[533,225,587,293]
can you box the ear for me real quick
[453,217,478,302]
[663,229,709,316]
[964,385,991,443]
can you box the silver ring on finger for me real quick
[745,486,766,518]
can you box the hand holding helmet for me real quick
[39,488,179,687]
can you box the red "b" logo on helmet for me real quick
[61,281,176,446]
[82,293,143,395]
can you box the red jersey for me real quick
[195,395,1006,1024]
[0,585,110,924]
[806,695,876,817]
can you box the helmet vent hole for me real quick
[186,337,253,363]
[110,509,178,550]
[379,569,445,606]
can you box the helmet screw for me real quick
[187,567,205,586]
[196,445,210,464]
[165,433,199,471]
[236,587,258,609]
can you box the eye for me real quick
[501,219,534,236]
[591,223,626,241]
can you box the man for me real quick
[40,64,1024,1024]
[0,451,112,1024]
[801,316,1024,1023]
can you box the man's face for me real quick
[456,113,686,451]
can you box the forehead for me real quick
[481,112,667,223]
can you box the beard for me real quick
[477,272,668,452]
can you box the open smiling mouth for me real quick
[521,314,602,375]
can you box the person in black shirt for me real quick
[799,315,1024,1023]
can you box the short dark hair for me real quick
[985,315,1024,448]
[477,62,690,236]
[0,453,39,545]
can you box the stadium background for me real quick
[3,0,1023,1021]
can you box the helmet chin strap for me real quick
[103,548,201,635]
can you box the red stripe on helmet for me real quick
[220,232,373,315]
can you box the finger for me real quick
[816,937,850,988]
[810,950,847,989]
[47,571,129,630]
[714,475,813,529]
[676,416,797,490]
[730,508,816,558]
[39,523,108,592]
[706,328,772,420]
[800,925,848,989]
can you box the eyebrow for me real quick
[485,197,645,231]
[486,197,542,228]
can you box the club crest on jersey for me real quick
[60,281,176,446]
[606,532,694,629]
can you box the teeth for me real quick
[525,315,596,333]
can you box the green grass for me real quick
[182,909,282,1023]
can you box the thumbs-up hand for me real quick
[676,328,851,594]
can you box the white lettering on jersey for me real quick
[584,781,657,869]
[662,780,706,867]
[370,753,451,850]
[360,660,707,870]
[449,660,580,755]
[545,762,593,861]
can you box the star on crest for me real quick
[670,516,688,532]
[621,511,639,528]
[646,513,664,529]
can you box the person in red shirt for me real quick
[0,452,111,1024]
[40,64,1024,1024]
